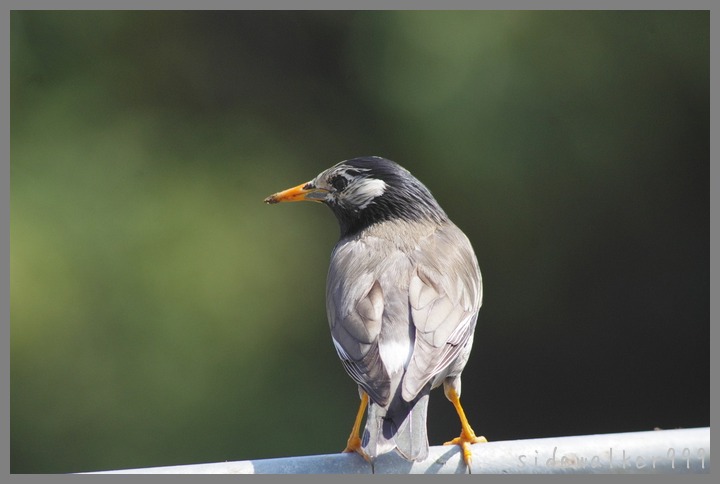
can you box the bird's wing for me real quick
[402,224,482,401]
[327,239,391,406]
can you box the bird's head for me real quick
[265,156,448,237]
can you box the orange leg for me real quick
[443,387,487,466]
[342,391,371,462]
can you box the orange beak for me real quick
[264,181,329,204]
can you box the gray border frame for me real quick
[3,2,714,484]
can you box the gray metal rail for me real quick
[83,427,710,474]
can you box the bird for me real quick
[264,156,486,467]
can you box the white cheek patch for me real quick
[344,178,387,209]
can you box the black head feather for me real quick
[311,156,448,238]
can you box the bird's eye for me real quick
[330,176,349,192]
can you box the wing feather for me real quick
[402,225,482,401]
[328,240,392,405]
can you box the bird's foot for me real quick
[343,435,372,463]
[444,429,487,466]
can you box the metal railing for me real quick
[82,427,710,474]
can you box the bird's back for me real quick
[327,219,482,461]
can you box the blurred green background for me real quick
[10,10,708,473]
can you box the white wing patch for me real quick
[332,336,350,360]
[379,339,413,375]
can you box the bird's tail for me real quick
[361,390,430,462]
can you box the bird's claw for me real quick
[343,435,372,463]
[444,430,487,466]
